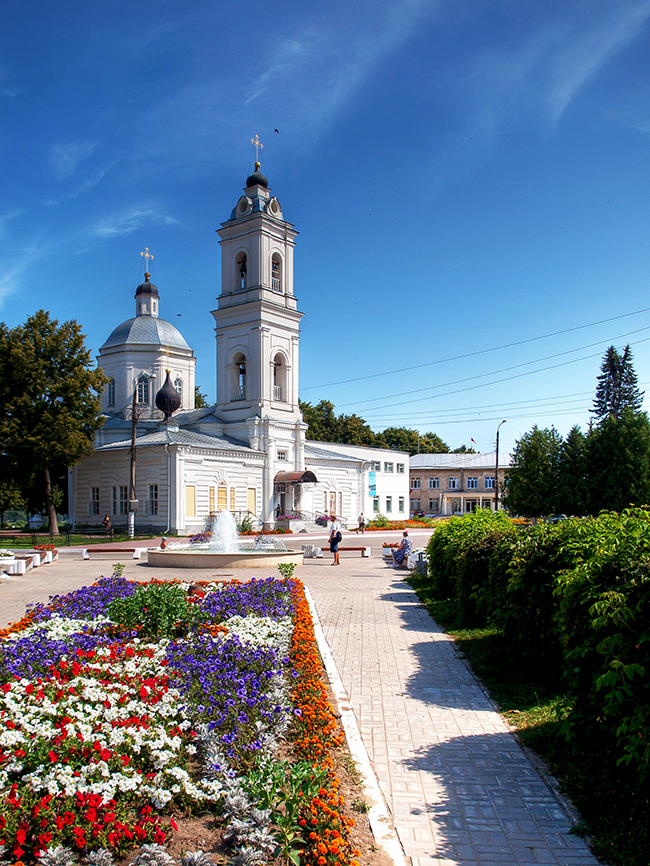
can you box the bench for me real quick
[316,546,371,558]
[87,547,144,560]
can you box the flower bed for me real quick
[0,574,360,866]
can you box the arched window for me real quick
[271,253,282,292]
[273,353,286,401]
[233,353,246,400]
[137,376,150,404]
[174,377,183,403]
[107,378,115,406]
[235,252,247,290]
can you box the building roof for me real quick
[305,442,365,463]
[100,317,191,351]
[96,428,256,453]
[409,452,512,470]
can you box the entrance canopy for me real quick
[274,470,318,484]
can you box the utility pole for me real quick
[494,419,506,511]
[128,387,139,538]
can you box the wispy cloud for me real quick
[0,240,56,308]
[88,205,182,239]
[0,210,23,240]
[50,140,99,179]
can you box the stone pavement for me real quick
[0,535,600,866]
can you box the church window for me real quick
[277,450,287,461]
[147,485,159,516]
[89,487,100,516]
[271,254,282,291]
[137,376,150,404]
[233,353,246,400]
[273,353,286,401]
[186,486,196,518]
[107,378,115,406]
[236,253,247,290]
[174,378,183,403]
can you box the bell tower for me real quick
[211,155,303,426]
[211,147,308,520]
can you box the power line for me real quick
[334,325,650,409]
[301,305,650,392]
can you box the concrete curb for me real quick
[303,585,409,866]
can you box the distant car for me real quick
[413,511,425,518]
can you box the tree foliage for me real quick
[501,426,563,518]
[592,344,644,422]
[0,310,107,533]
[299,400,453,454]
[194,385,209,408]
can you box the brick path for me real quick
[0,536,601,865]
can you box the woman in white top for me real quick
[328,514,341,566]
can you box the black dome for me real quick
[246,162,268,189]
[155,370,181,420]
[135,275,159,297]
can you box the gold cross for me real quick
[140,247,154,271]
[251,134,264,162]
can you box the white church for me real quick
[68,160,409,535]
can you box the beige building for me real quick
[409,452,512,516]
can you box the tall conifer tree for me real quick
[593,344,644,422]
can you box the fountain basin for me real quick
[147,548,304,569]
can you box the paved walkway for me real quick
[0,537,600,866]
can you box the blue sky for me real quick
[2,0,650,453]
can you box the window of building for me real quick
[467,477,478,489]
[384,462,394,473]
[428,498,436,510]
[370,461,381,471]
[273,353,286,401]
[186,485,196,518]
[218,486,228,511]
[429,477,439,489]
[386,496,392,512]
[412,498,421,511]
[396,463,405,473]
[271,253,282,291]
[411,477,421,489]
[236,252,247,290]
[209,486,216,513]
[484,476,495,489]
[373,497,380,512]
[89,487,100,516]
[147,484,158,516]
[398,496,405,512]
[137,376,150,404]
[448,477,459,490]
[233,353,246,400]
[277,450,288,461]
[230,487,236,511]
[113,486,128,516]
[107,378,115,406]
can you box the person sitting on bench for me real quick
[392,531,413,567]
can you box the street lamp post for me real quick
[494,420,506,511]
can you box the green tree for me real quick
[0,476,25,529]
[0,311,107,534]
[587,408,650,512]
[378,427,449,455]
[593,344,644,422]
[501,425,563,519]
[194,385,209,408]
[556,425,589,516]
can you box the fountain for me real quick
[147,510,304,569]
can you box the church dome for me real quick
[246,162,268,189]
[135,274,159,297]
[100,317,191,351]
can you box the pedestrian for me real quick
[102,513,111,533]
[358,513,365,534]
[392,530,413,568]
[328,514,341,565]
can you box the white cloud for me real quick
[50,140,99,179]
[88,206,182,239]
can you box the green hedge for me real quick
[424,508,650,819]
